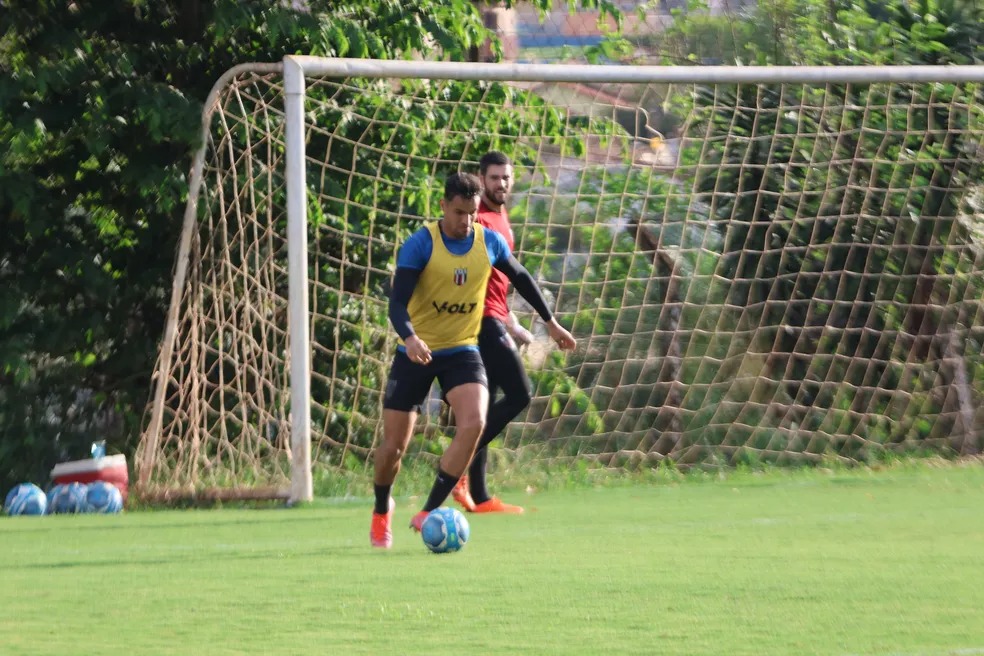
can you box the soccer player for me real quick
[370,171,575,549]
[451,151,535,514]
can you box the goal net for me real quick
[135,58,984,503]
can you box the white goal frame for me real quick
[145,57,984,504]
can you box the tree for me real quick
[0,0,622,491]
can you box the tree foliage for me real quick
[0,0,621,491]
[665,0,984,454]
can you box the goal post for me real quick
[284,57,312,504]
[136,56,984,504]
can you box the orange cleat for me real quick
[371,512,392,549]
[409,510,429,533]
[370,497,396,548]
[451,475,477,513]
[472,497,524,514]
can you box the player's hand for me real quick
[405,335,432,365]
[507,323,534,347]
[545,318,576,351]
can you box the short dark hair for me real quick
[479,151,511,175]
[444,171,482,201]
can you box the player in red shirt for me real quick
[452,151,537,514]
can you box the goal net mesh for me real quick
[135,65,984,499]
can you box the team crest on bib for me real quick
[453,268,467,286]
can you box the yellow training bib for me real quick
[403,223,491,353]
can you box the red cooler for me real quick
[51,455,129,502]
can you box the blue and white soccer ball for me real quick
[48,482,88,514]
[4,483,48,516]
[420,507,469,553]
[84,481,124,514]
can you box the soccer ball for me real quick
[84,481,124,514]
[420,507,469,553]
[48,482,88,514]
[4,483,48,516]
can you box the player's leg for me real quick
[440,381,488,477]
[370,408,414,547]
[448,381,493,512]
[374,408,417,490]
[468,317,531,512]
[450,320,502,512]
[412,351,488,530]
[372,352,432,547]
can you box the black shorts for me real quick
[383,349,488,412]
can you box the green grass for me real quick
[3,461,984,655]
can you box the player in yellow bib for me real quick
[370,172,576,548]
[400,219,491,353]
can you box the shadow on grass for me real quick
[5,541,424,571]
[0,508,346,535]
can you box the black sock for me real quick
[468,447,491,504]
[373,484,392,514]
[422,468,459,512]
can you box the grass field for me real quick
[2,460,984,655]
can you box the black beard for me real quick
[485,191,506,207]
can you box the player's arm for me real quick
[389,267,432,364]
[493,254,576,351]
[390,231,434,364]
[388,267,418,342]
